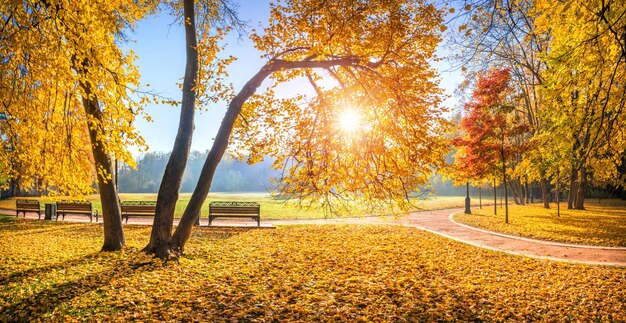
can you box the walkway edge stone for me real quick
[413,220,626,267]
[448,211,626,251]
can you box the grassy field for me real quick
[454,199,626,247]
[0,217,624,321]
[0,193,485,220]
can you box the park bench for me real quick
[209,201,260,226]
[56,201,98,222]
[16,199,42,219]
[121,201,156,223]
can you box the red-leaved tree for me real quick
[454,68,530,223]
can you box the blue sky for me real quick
[126,1,462,154]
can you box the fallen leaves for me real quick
[0,217,624,321]
[455,200,626,247]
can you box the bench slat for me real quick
[210,208,259,213]
[16,200,41,219]
[208,201,261,226]
[120,201,157,223]
[56,202,97,222]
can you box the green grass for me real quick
[454,199,626,247]
[0,218,623,321]
[0,193,483,220]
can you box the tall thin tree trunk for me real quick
[479,186,482,209]
[540,175,549,208]
[567,168,577,209]
[493,177,497,215]
[574,166,586,210]
[501,136,509,224]
[80,83,125,251]
[144,0,198,258]
[510,180,522,205]
[524,179,529,204]
[171,60,276,253]
[556,168,560,217]
[503,171,509,224]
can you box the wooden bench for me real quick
[209,201,260,226]
[16,199,42,219]
[56,201,98,222]
[121,201,156,223]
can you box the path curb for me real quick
[448,211,626,251]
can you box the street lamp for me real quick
[464,181,471,214]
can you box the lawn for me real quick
[0,193,483,220]
[454,199,626,247]
[1,217,624,321]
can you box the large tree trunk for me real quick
[574,166,586,210]
[144,0,198,258]
[539,175,550,208]
[171,59,276,253]
[169,55,370,254]
[80,83,125,251]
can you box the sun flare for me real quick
[338,109,361,133]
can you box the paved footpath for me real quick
[269,208,626,267]
[5,207,625,267]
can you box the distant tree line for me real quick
[117,151,277,193]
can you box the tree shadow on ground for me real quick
[0,252,101,286]
[0,222,94,237]
[0,251,158,321]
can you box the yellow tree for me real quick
[1,0,155,250]
[145,0,451,258]
[450,0,552,208]
[535,0,626,209]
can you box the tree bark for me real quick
[556,168,560,216]
[574,166,586,210]
[493,177,497,215]
[144,0,198,258]
[170,55,374,253]
[567,168,577,209]
[509,180,523,205]
[503,168,509,224]
[171,60,277,253]
[501,135,509,224]
[80,82,125,251]
[524,178,531,204]
[539,174,550,208]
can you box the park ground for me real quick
[0,193,486,219]
[454,199,626,247]
[1,195,625,320]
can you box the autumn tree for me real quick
[449,0,551,208]
[1,0,155,250]
[535,0,626,210]
[452,99,500,215]
[455,69,529,223]
[142,0,451,258]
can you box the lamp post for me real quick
[464,181,471,214]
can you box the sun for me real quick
[338,108,361,133]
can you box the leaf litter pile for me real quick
[0,218,624,321]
